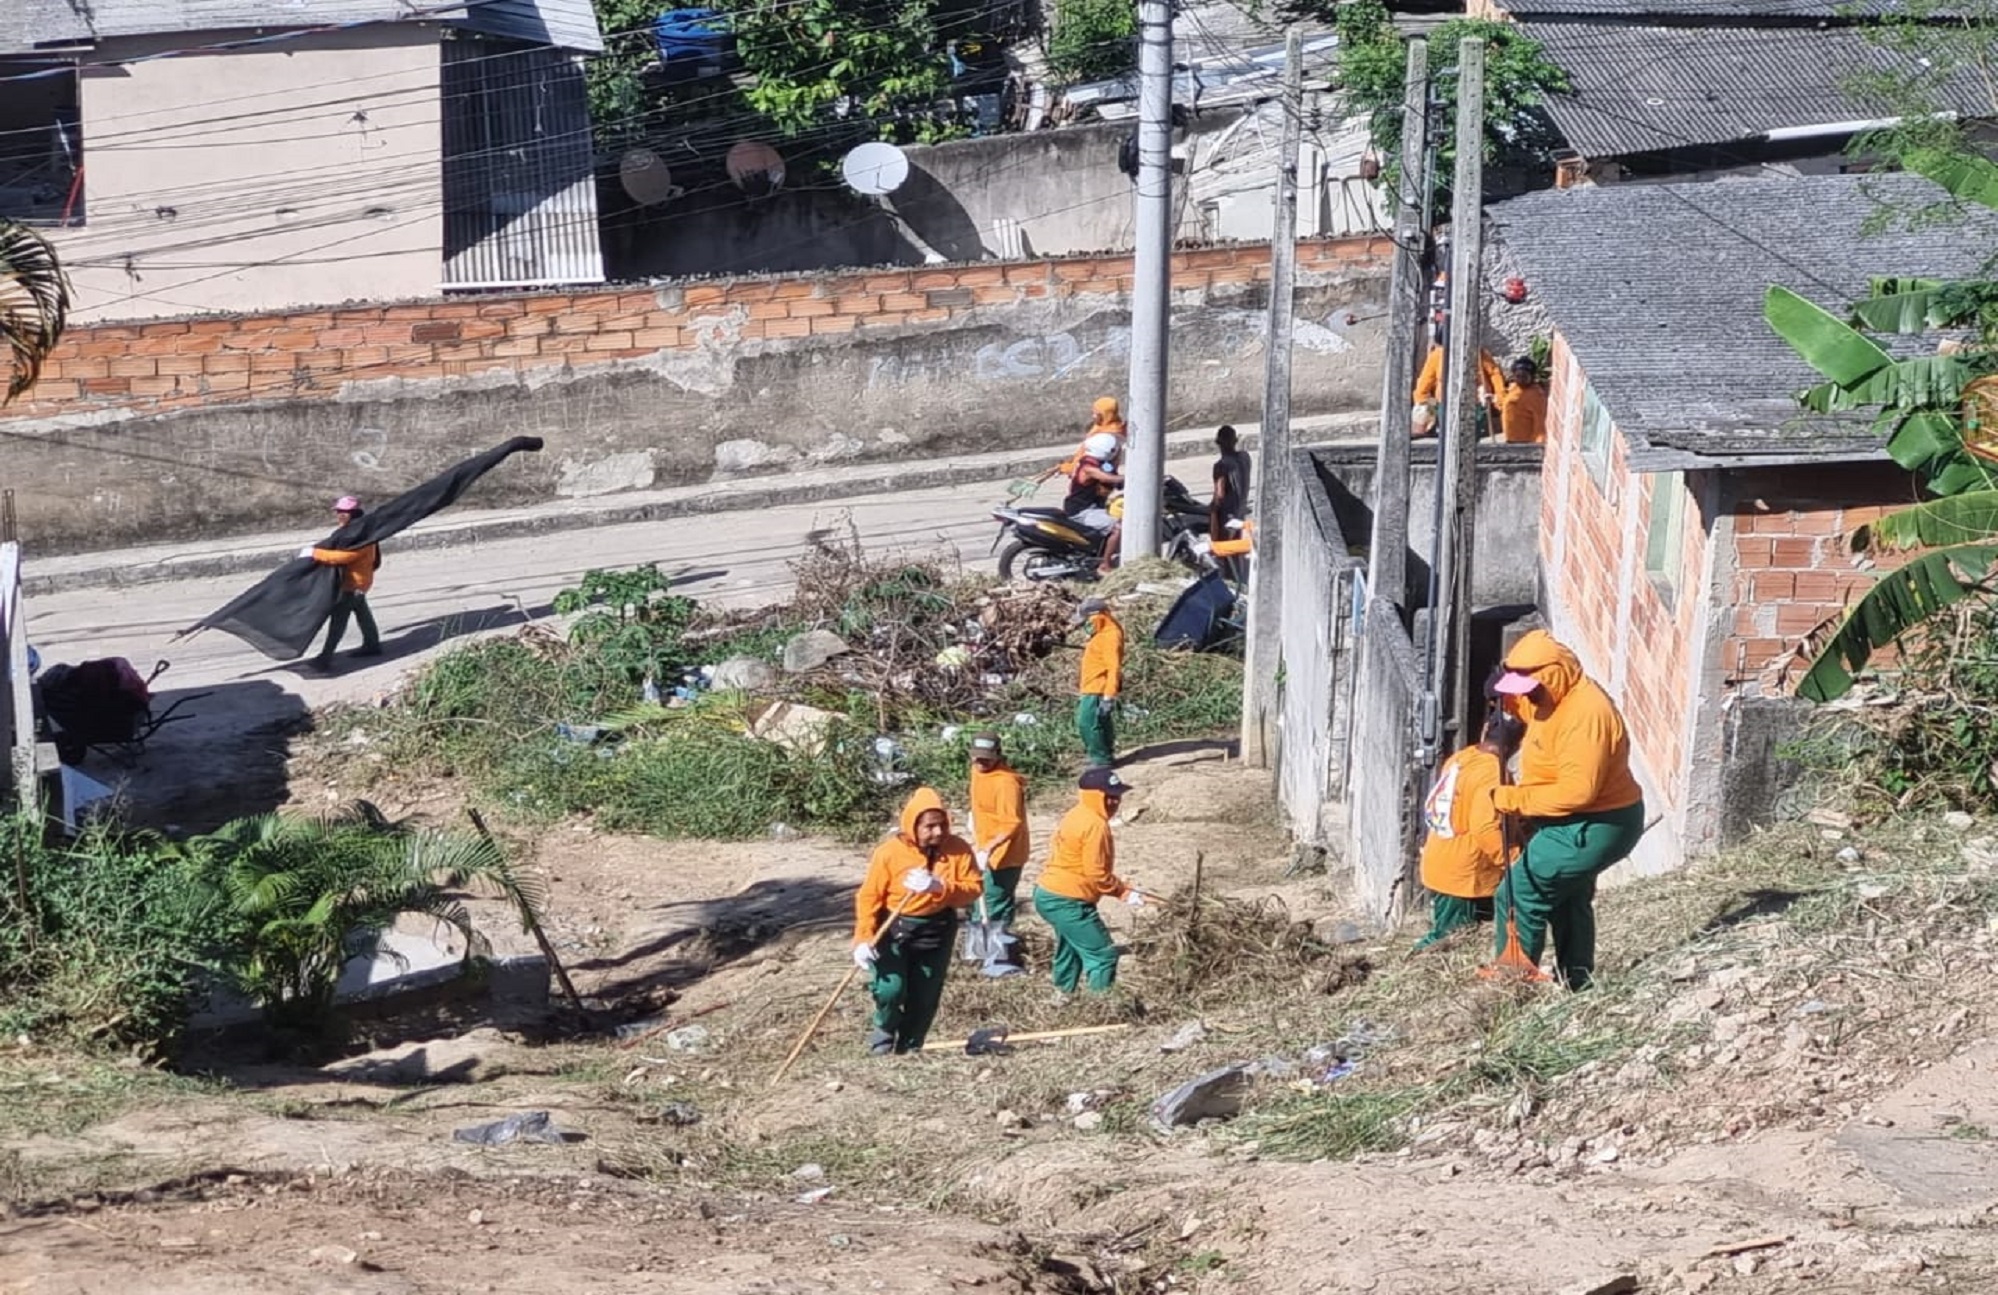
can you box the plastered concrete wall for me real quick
[606,119,1221,281]
[1347,599,1425,922]
[52,28,445,323]
[0,238,1390,553]
[1276,449,1360,850]
[1307,443,1544,612]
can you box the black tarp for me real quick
[184,437,545,661]
[1155,570,1238,652]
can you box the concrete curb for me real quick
[26,413,1375,596]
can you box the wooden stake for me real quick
[769,892,918,1086]
[467,808,586,1015]
[921,1023,1133,1052]
[1703,1236,1790,1259]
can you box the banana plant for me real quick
[1766,151,1998,702]
[0,219,69,401]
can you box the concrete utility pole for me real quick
[1365,39,1431,614]
[1122,0,1174,564]
[1240,27,1304,770]
[1420,36,1485,765]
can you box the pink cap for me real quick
[333,495,361,512]
[1493,671,1540,696]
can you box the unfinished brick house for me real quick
[1486,172,1998,873]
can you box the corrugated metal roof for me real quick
[1529,22,1988,159]
[453,0,601,53]
[1500,0,1902,18]
[0,0,600,56]
[1488,173,1998,463]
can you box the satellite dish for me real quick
[841,141,909,196]
[725,139,786,196]
[620,148,684,206]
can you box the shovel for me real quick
[962,895,997,963]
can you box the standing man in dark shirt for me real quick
[1209,425,1252,581]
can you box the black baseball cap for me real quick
[1078,767,1133,795]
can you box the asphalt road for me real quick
[26,457,1211,824]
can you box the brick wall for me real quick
[2,239,1382,424]
[1539,335,1705,819]
[1722,465,1917,688]
[0,237,1391,552]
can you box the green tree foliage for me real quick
[1047,0,1137,85]
[585,0,664,147]
[1766,153,1998,702]
[725,0,961,144]
[1328,0,1570,207]
[1846,0,1998,225]
[0,219,68,401]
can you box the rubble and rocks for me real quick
[1152,1065,1252,1129]
[709,656,778,692]
[781,630,852,674]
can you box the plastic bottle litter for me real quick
[451,1110,570,1146]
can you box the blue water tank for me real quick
[655,8,731,65]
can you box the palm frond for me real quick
[1863,489,1998,551]
[1798,545,1998,702]
[1910,149,1998,213]
[0,220,69,402]
[1766,285,1894,387]
[1883,409,1963,472]
[1851,277,1958,332]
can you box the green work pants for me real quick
[1034,887,1120,994]
[1413,893,1493,951]
[981,865,1023,930]
[1492,801,1645,990]
[868,912,956,1054]
[319,591,381,661]
[1077,693,1115,767]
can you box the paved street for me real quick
[25,456,1215,823]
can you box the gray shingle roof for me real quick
[1488,172,1998,466]
[0,0,600,55]
[1529,22,1987,159]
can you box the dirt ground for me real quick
[9,738,1998,1293]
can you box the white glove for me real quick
[974,849,991,872]
[901,867,943,895]
[1124,891,1146,908]
[852,943,877,970]
[297,547,316,560]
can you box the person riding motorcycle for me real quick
[1028,397,1129,493]
[1064,431,1124,578]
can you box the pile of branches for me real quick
[1130,885,1362,1003]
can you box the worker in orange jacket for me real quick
[1413,708,1525,950]
[1412,338,1505,440]
[301,494,383,672]
[1074,596,1124,768]
[1483,631,1646,989]
[852,787,982,1054]
[1033,767,1143,996]
[967,730,1031,946]
[1492,357,1549,444]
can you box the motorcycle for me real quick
[990,476,1212,582]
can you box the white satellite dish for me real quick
[620,148,684,206]
[842,141,910,196]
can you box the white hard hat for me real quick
[1083,432,1118,459]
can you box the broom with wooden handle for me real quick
[770,890,918,1086]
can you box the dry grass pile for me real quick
[1243,813,1998,1171]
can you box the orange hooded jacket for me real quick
[1413,347,1506,408]
[852,787,982,944]
[968,761,1030,869]
[1038,788,1130,903]
[1419,745,1516,899]
[1056,397,1128,475]
[1490,631,1644,819]
[1078,610,1124,698]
